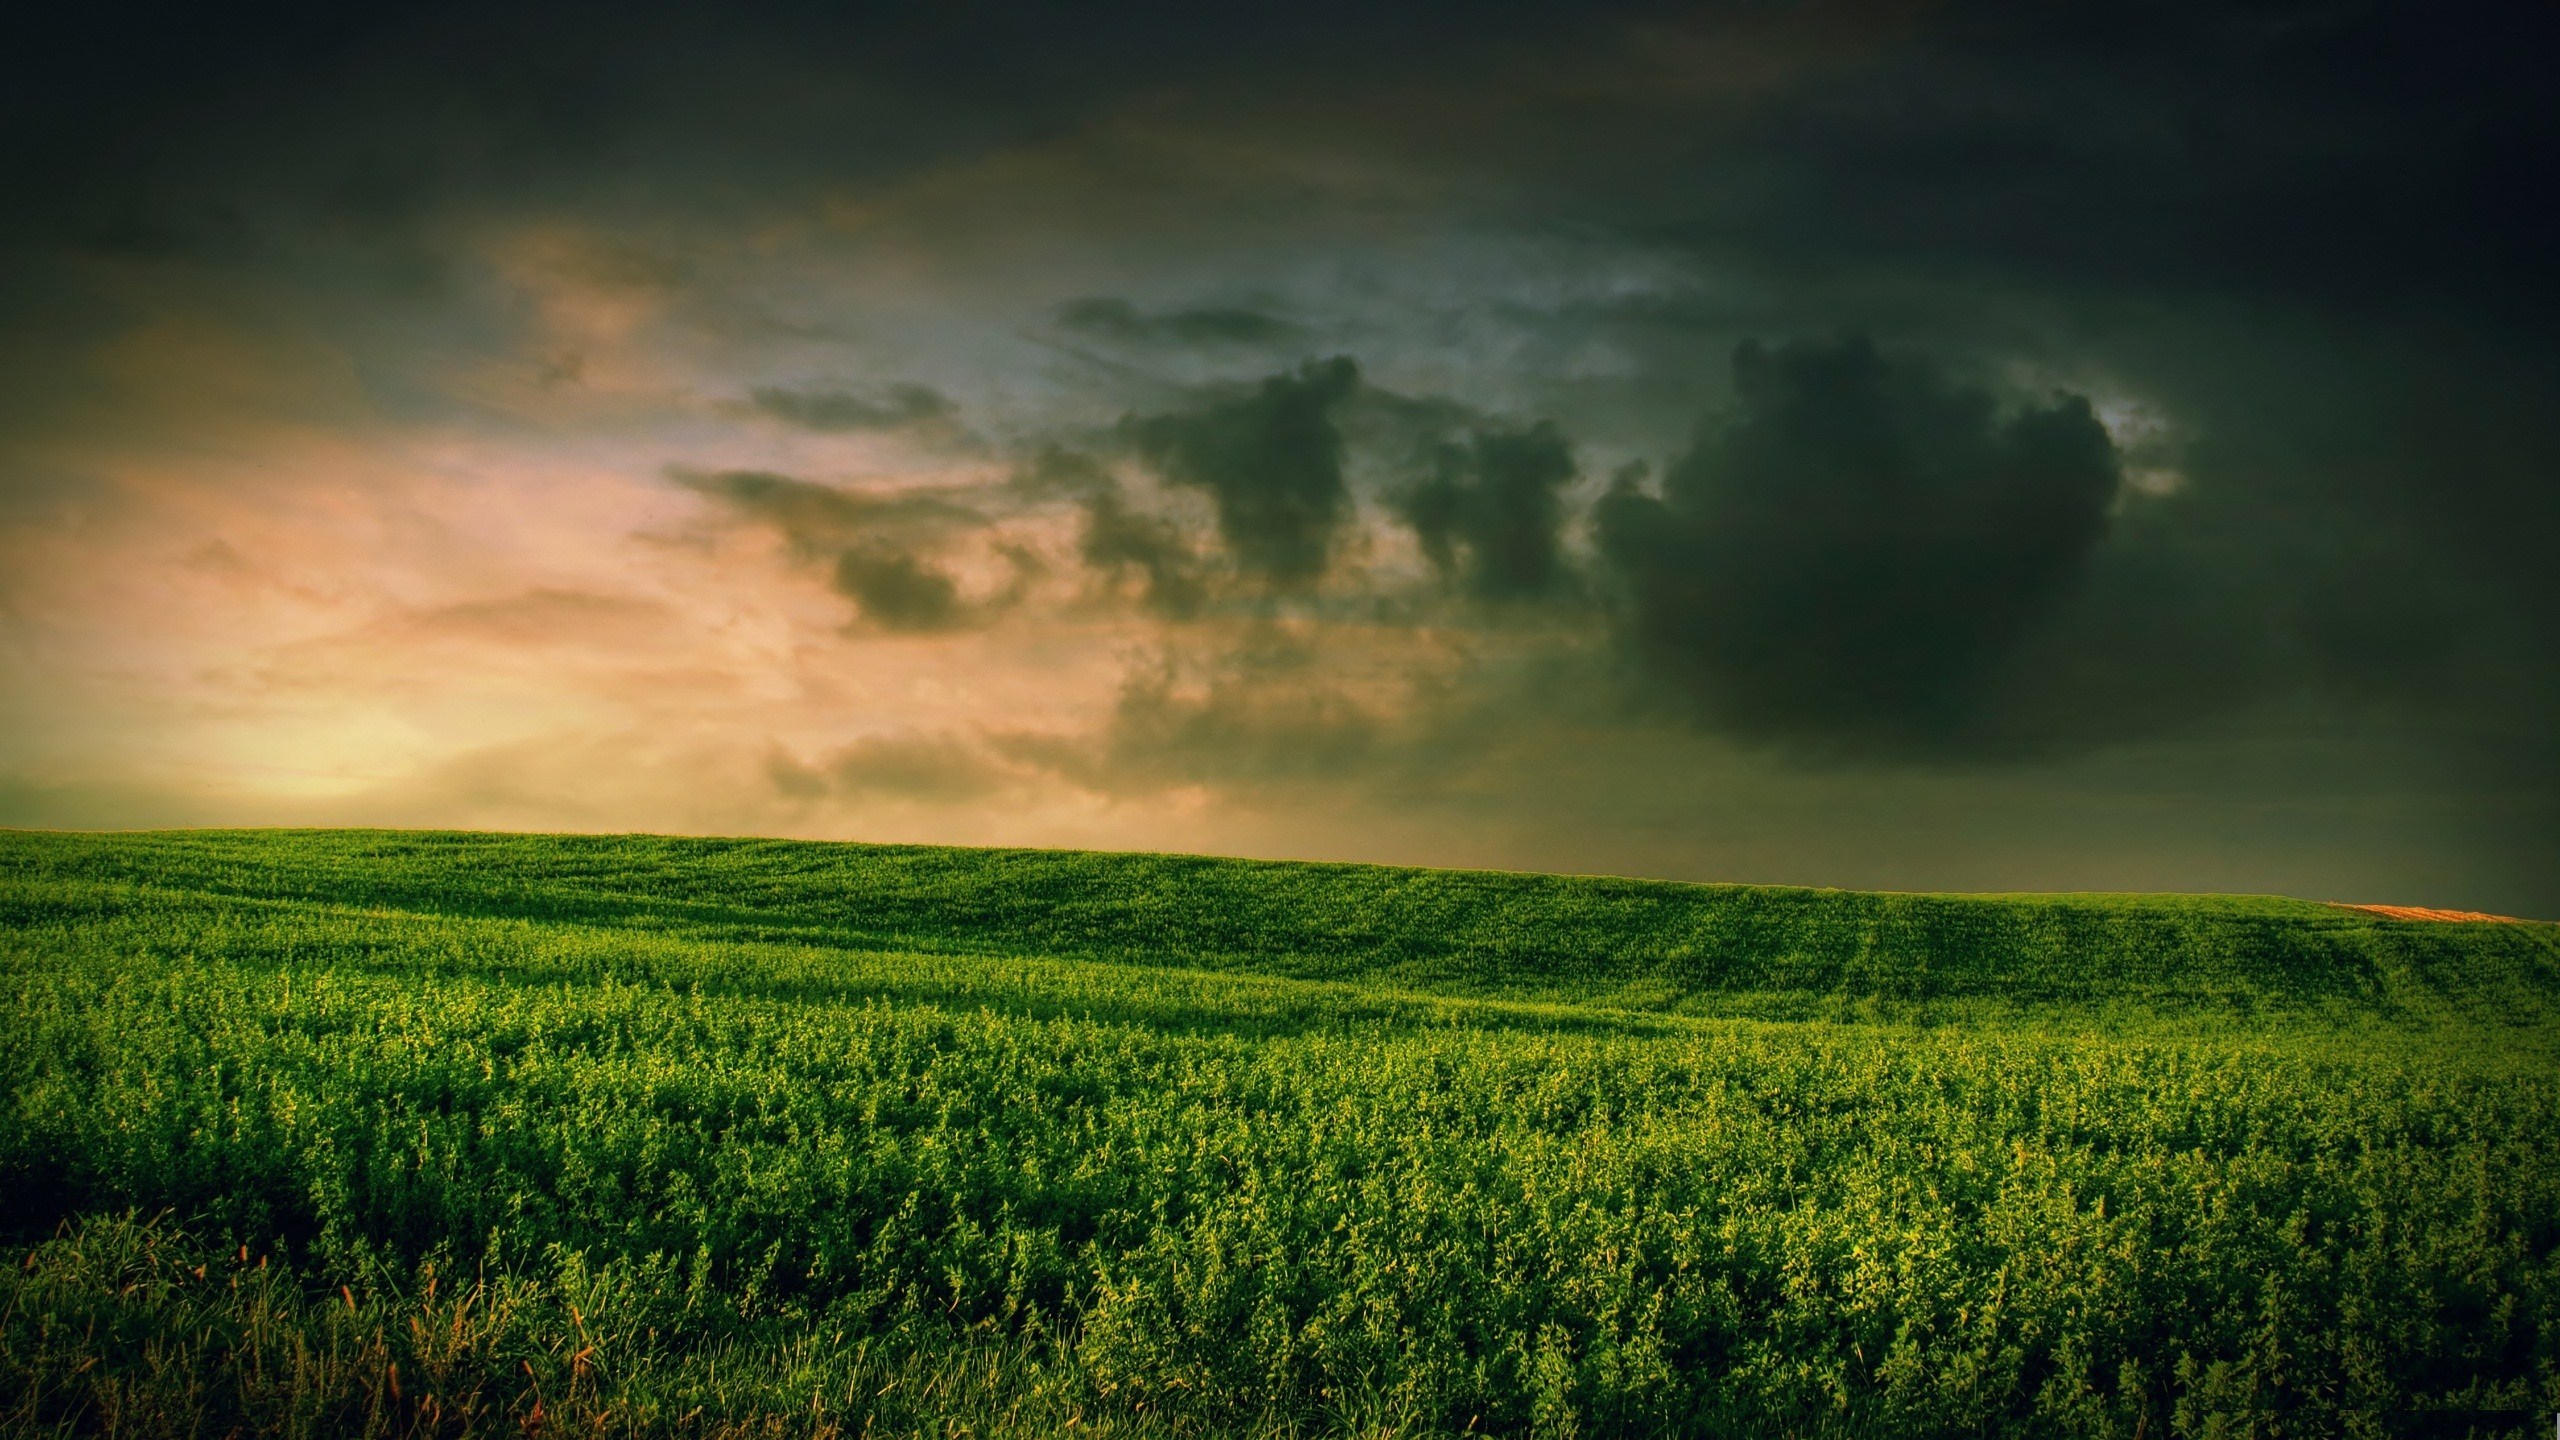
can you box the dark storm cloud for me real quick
[1081,488,1207,620]
[3,0,2553,905]
[1511,3,2560,328]
[0,0,1607,269]
[1596,336,2120,749]
[9,1,2550,337]
[1006,446,1115,503]
[1399,423,1577,601]
[748,384,953,433]
[1128,358,1361,587]
[1978,327,2560,749]
[1006,445,1209,620]
[1057,298,1301,349]
[674,468,983,549]
[675,467,984,633]
[831,547,963,632]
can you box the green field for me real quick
[4,829,2557,1438]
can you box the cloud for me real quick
[1398,422,1577,600]
[3,0,2553,910]
[1056,297,1300,347]
[1009,445,1116,502]
[674,468,985,548]
[675,467,989,632]
[1080,485,1207,619]
[1099,660,1379,786]
[767,732,1009,803]
[388,589,674,648]
[1128,357,1360,586]
[1596,336,2120,749]
[999,643,1387,797]
[831,546,963,631]
[748,383,953,432]
[1003,444,1211,618]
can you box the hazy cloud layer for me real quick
[1128,359,1362,588]
[0,0,2552,911]
[675,468,994,631]
[748,384,953,433]
[1080,485,1208,620]
[1401,423,1577,602]
[1598,337,2122,750]
[1057,298,1300,349]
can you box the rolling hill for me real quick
[4,828,2555,1437]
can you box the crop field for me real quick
[3,829,2558,1438]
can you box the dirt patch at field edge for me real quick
[2331,902,2522,924]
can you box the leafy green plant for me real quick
[3,829,2554,1436]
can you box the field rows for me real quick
[3,830,2557,1437]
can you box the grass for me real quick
[3,827,2557,1437]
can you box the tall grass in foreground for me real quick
[3,829,2557,1437]
[4,1212,1251,1440]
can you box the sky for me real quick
[3,1,2555,912]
